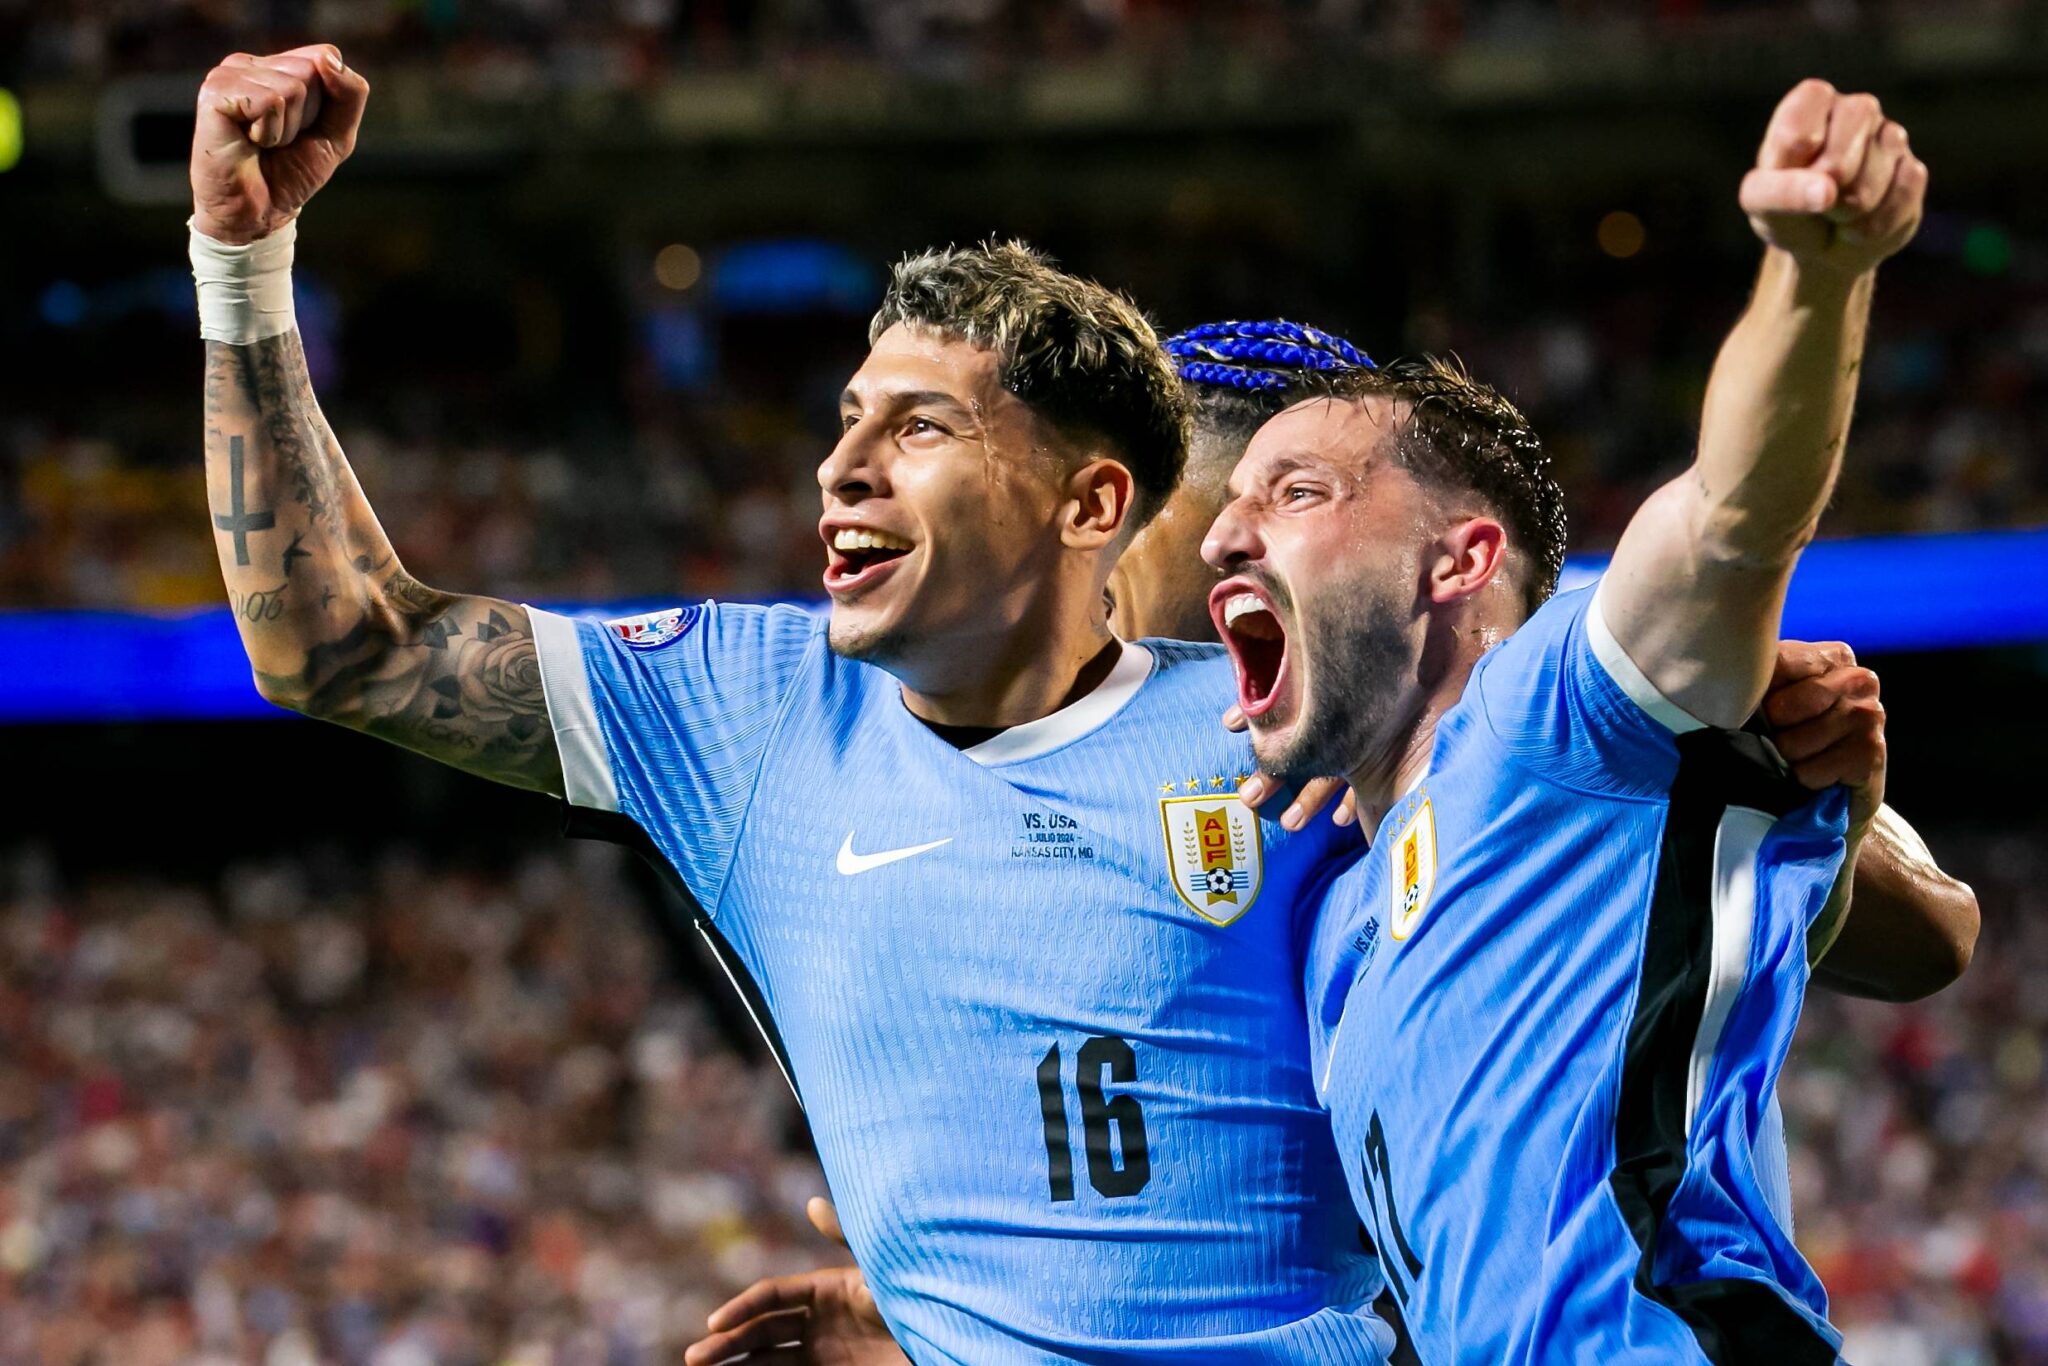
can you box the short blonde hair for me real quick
[871,241,1191,527]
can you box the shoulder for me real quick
[1470,585,1595,685]
[589,598,824,657]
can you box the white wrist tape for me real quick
[189,218,297,344]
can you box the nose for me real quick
[818,420,888,503]
[1201,497,1263,571]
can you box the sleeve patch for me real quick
[605,606,701,650]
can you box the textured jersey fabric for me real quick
[1306,584,1849,1365]
[530,602,1393,1365]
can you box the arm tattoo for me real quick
[206,336,561,795]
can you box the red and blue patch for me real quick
[605,606,699,650]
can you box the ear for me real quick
[1428,516,1509,604]
[1060,458,1137,552]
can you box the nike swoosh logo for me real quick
[836,832,953,876]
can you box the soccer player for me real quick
[1204,81,1929,1359]
[690,322,1973,1364]
[189,47,1392,1363]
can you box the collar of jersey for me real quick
[954,640,1156,767]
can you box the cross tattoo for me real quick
[214,435,275,566]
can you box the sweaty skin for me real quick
[1126,429,1975,1006]
[697,385,1976,1366]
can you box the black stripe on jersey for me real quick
[562,802,804,1107]
[1609,727,1835,1365]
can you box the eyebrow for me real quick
[1228,452,1323,500]
[839,388,980,423]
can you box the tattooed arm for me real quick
[193,47,560,794]
[205,334,562,794]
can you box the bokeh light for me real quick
[655,243,703,291]
[0,88,22,173]
[1597,210,1645,259]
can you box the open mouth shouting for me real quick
[1210,578,1293,720]
[823,523,916,595]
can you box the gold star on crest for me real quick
[1159,780,1177,794]
[1209,775,1227,789]
[1184,778,1201,792]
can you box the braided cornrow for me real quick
[1164,319,1373,479]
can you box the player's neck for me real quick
[1346,606,1510,829]
[898,597,1122,731]
[1345,704,1439,832]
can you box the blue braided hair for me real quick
[1164,318,1373,392]
[1163,319,1374,461]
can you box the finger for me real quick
[1741,167,1837,218]
[259,53,329,142]
[1776,707,1876,770]
[277,42,347,68]
[1770,639,1854,689]
[1774,670,1882,742]
[1815,92,1883,191]
[1221,703,1248,734]
[1852,151,1928,248]
[706,1277,816,1332]
[806,1196,847,1247]
[685,1309,810,1365]
[1758,78,1836,170]
[240,66,313,146]
[209,75,286,147]
[309,51,371,151]
[1776,697,1883,767]
[1282,777,1347,832]
[1239,773,1279,810]
[1834,119,1904,225]
[231,69,307,148]
[1335,789,1358,828]
[1763,670,1876,732]
[1791,731,1885,794]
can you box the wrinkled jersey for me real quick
[530,602,1391,1365]
[1307,585,1848,1365]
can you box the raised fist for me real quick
[1741,79,1927,277]
[190,46,369,245]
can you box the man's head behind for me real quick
[821,241,1189,677]
[1202,355,1566,782]
[1108,320,1373,642]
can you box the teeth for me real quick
[1222,592,1266,627]
[832,529,913,553]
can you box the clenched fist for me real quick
[191,45,369,245]
[1741,79,1927,277]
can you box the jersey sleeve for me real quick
[1468,582,1706,799]
[527,600,822,911]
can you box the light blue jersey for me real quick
[529,602,1391,1365]
[1307,585,1848,1365]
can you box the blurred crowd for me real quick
[8,0,2035,86]
[1796,830,2048,1365]
[4,257,2042,611]
[0,843,833,1366]
[0,826,2041,1363]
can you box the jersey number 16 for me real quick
[1037,1036,1151,1201]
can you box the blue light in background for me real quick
[39,280,89,328]
[2,528,2044,723]
[710,240,877,315]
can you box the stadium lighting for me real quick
[0,88,21,173]
[1597,210,1645,259]
[655,243,703,291]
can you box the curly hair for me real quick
[870,241,1191,529]
[1319,356,1568,615]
